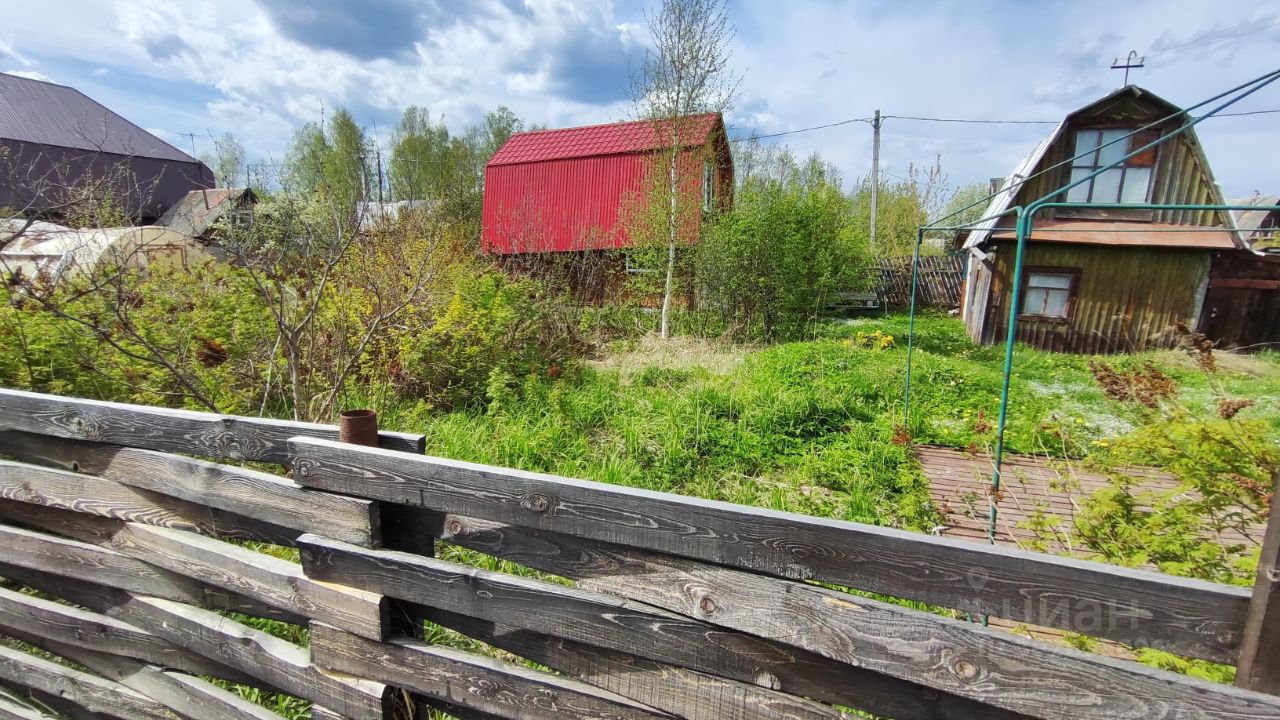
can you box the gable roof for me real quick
[157,187,257,237]
[0,73,197,162]
[1229,195,1280,237]
[961,85,1247,251]
[488,112,723,166]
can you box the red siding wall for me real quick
[482,148,709,255]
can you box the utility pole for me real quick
[375,147,385,204]
[870,109,881,256]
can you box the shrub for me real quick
[695,152,869,342]
[397,270,578,409]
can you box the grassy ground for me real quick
[377,311,1280,534]
[6,312,1276,718]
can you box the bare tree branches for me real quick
[631,0,740,339]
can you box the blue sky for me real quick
[1,0,1277,199]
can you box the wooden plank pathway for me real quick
[919,444,1261,549]
[920,443,1263,654]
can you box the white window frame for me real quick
[1020,268,1078,321]
[1066,128,1159,205]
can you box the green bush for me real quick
[0,264,274,412]
[397,270,578,410]
[695,153,869,342]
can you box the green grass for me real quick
[371,311,1279,535]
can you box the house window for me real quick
[1020,268,1078,320]
[1259,213,1277,242]
[1066,129,1159,204]
[703,161,714,211]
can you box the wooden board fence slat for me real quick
[298,534,1028,720]
[0,431,380,547]
[0,585,255,686]
[876,255,964,309]
[0,644,176,720]
[289,437,1248,661]
[10,635,285,720]
[0,503,386,638]
[308,623,672,720]
[0,459,299,547]
[111,596,392,720]
[425,608,851,720]
[0,514,304,624]
[0,388,424,464]
[0,692,55,720]
[1236,470,1280,693]
[301,530,1280,720]
[0,686,107,720]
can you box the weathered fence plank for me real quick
[0,644,176,720]
[0,586,253,685]
[298,533,1280,719]
[1236,470,1280,693]
[103,522,389,639]
[0,520,224,608]
[299,534,1028,720]
[0,431,380,547]
[112,597,392,720]
[0,388,424,464]
[289,437,1248,660]
[426,608,851,720]
[0,692,55,720]
[876,255,964,309]
[0,505,386,638]
[309,623,671,720]
[0,515,303,623]
[11,636,284,720]
[0,459,298,546]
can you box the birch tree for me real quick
[633,0,739,338]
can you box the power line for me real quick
[1209,107,1280,118]
[884,114,1057,125]
[728,116,871,143]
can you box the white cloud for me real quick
[0,0,1276,197]
[3,70,53,83]
[0,38,33,67]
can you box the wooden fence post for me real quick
[1237,469,1280,694]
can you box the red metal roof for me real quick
[488,112,722,166]
[482,112,731,255]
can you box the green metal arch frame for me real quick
[902,67,1280,568]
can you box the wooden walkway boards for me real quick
[919,443,1264,655]
[918,444,1259,549]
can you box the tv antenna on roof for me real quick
[1111,50,1145,85]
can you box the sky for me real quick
[1,0,1277,200]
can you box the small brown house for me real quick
[958,86,1249,353]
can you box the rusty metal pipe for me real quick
[338,409,379,447]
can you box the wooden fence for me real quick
[877,255,965,309]
[0,387,1278,720]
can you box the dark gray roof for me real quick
[0,73,197,163]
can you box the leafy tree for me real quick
[282,109,370,206]
[940,181,993,230]
[210,133,246,187]
[632,0,740,338]
[283,121,329,196]
[696,148,867,340]
[324,108,371,206]
[388,106,450,202]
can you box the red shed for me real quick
[482,112,732,255]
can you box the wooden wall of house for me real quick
[984,242,1210,353]
[1001,93,1230,229]
[1198,251,1280,349]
